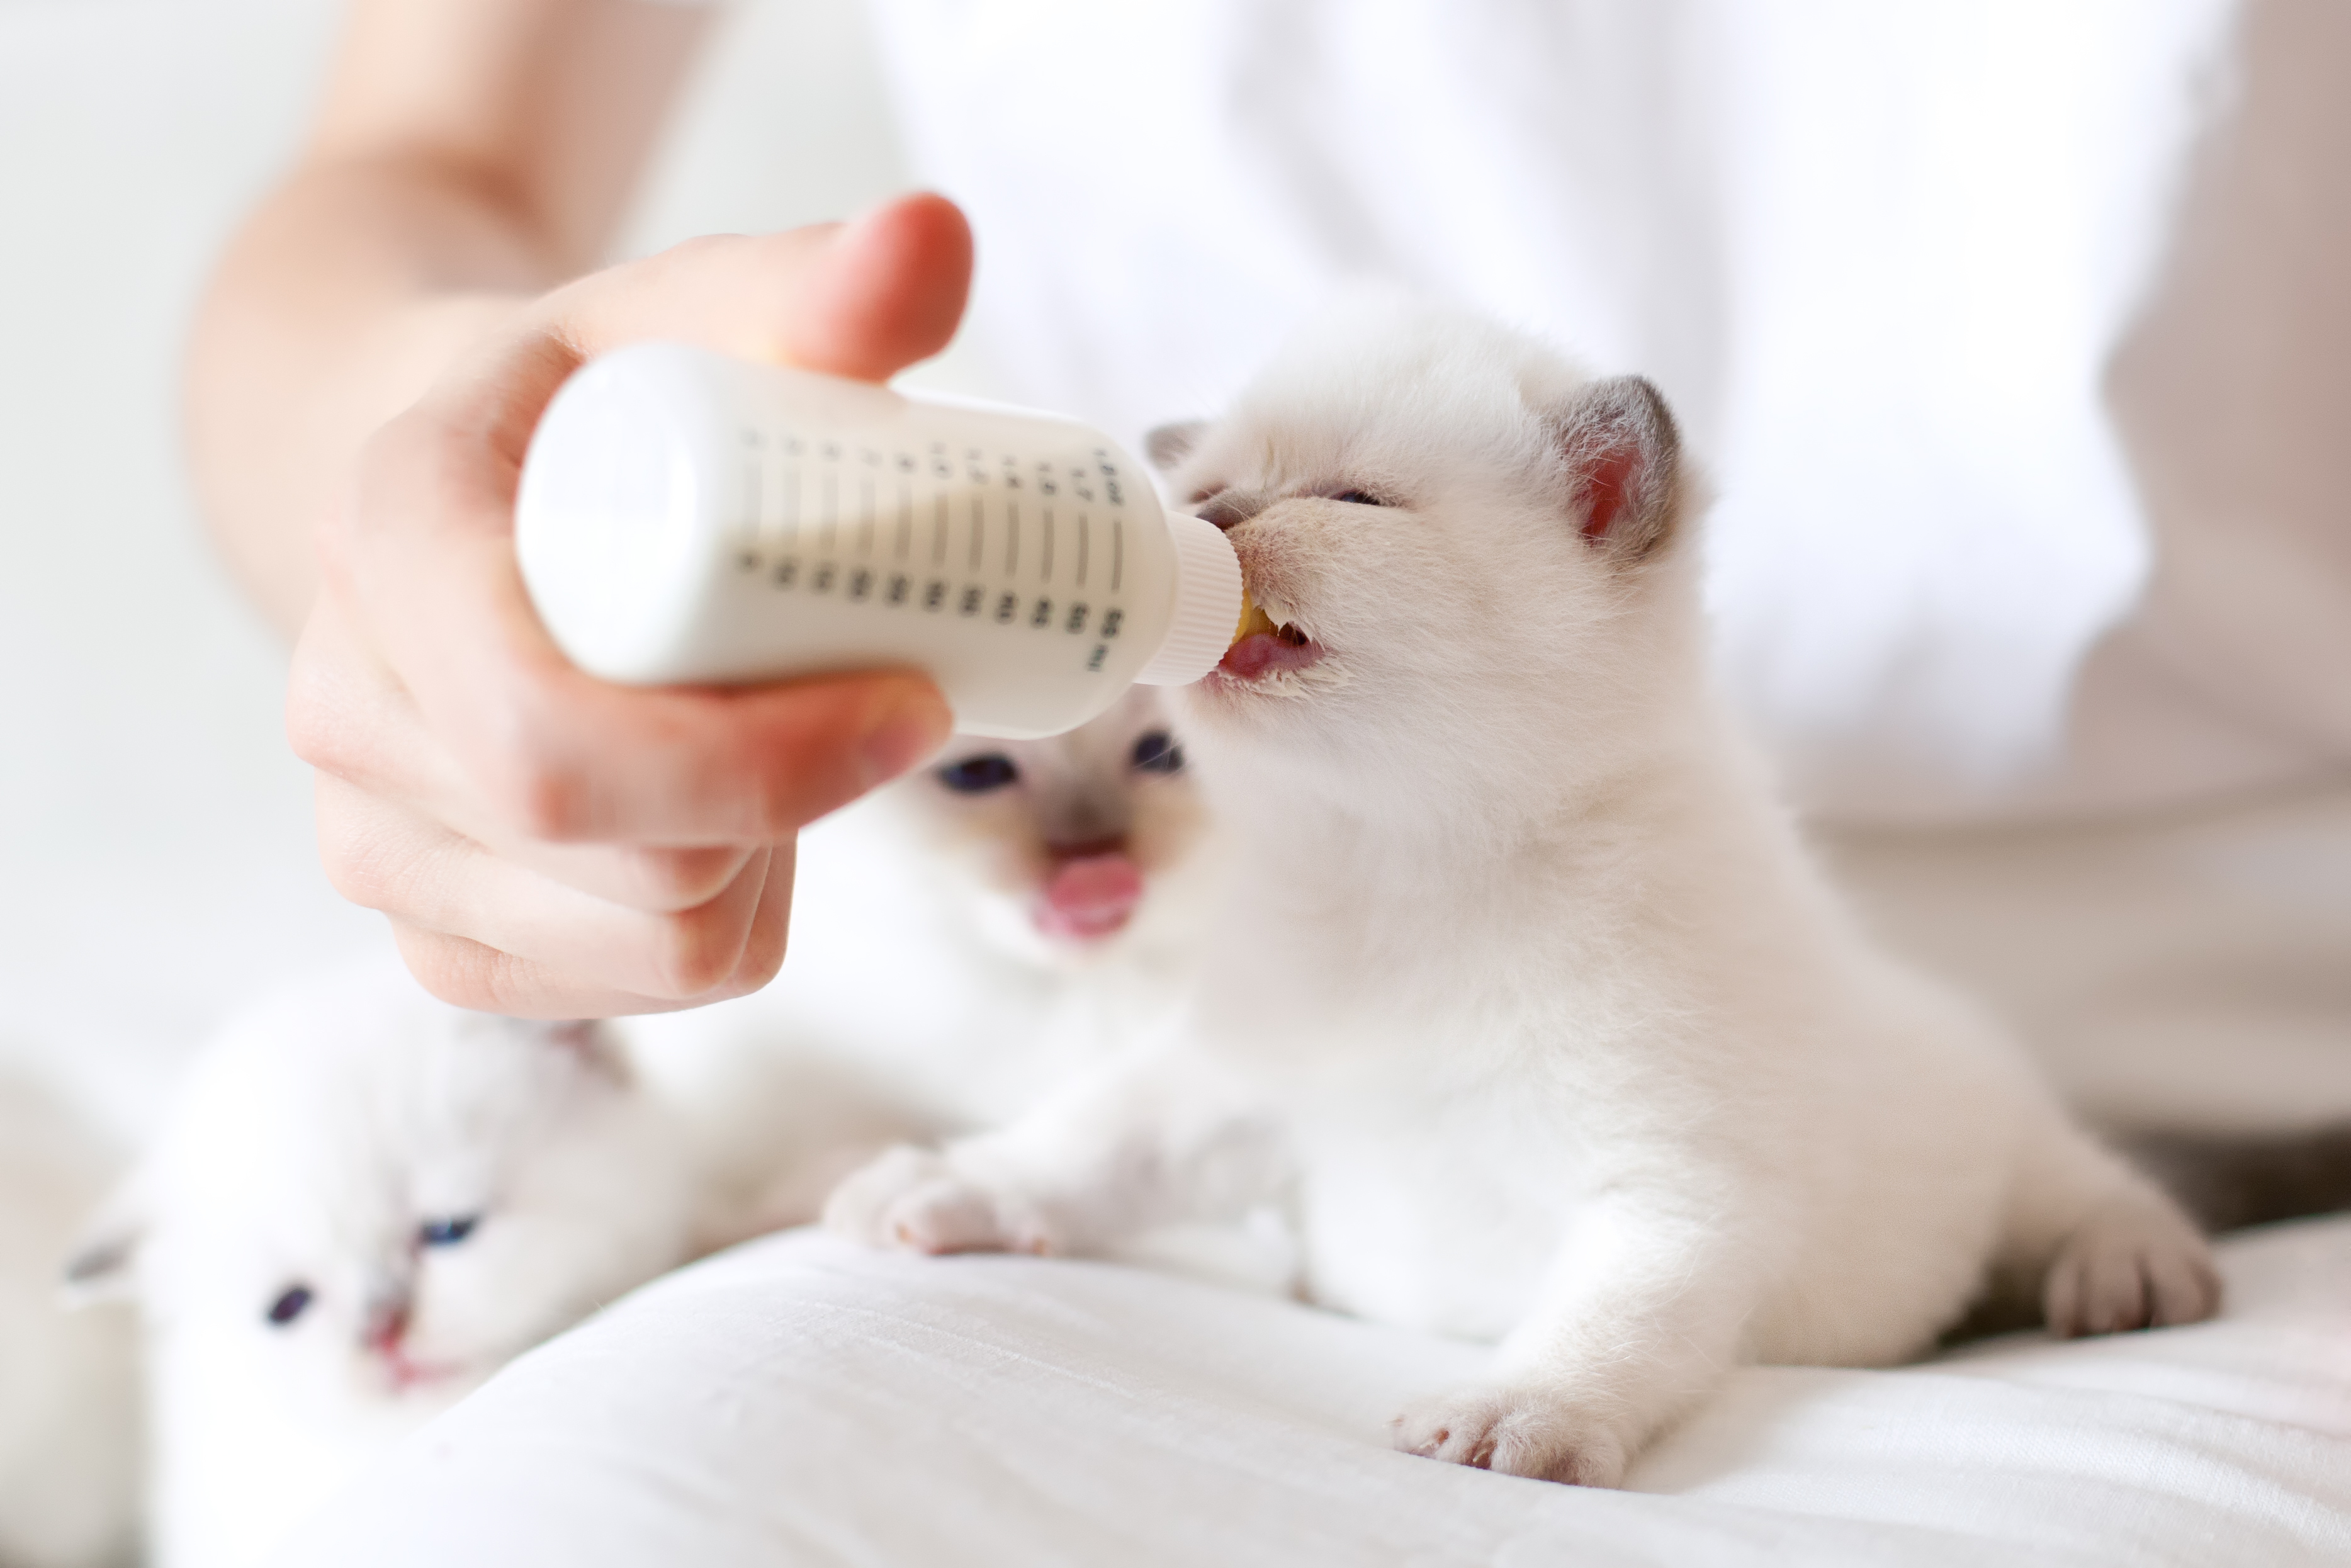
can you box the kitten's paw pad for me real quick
[1390,1384,1628,1488]
[822,1146,1052,1256]
[2044,1198,2223,1336]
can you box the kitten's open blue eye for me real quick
[1130,731,1184,774]
[266,1285,313,1327]
[1332,489,1388,507]
[936,754,1020,793]
[417,1215,479,1248]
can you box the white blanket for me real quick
[280,1217,2351,1567]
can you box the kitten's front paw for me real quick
[1390,1382,1629,1488]
[822,1145,1056,1256]
[2044,1197,2223,1336]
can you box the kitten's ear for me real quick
[1144,420,1209,473]
[1552,376,1683,560]
[61,1174,147,1306]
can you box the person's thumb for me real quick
[540,191,974,384]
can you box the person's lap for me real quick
[278,1219,2351,1567]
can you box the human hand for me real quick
[290,195,971,1016]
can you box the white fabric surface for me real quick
[281,1218,2351,1566]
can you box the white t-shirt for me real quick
[864,0,2351,825]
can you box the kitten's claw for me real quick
[2043,1197,2223,1337]
[1390,1383,1628,1488]
[823,1145,1055,1256]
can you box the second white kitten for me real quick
[629,687,1225,1248]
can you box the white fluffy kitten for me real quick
[0,1069,137,1568]
[629,687,1223,1246]
[828,307,2221,1486]
[69,959,696,1568]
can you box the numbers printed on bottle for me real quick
[740,421,1138,675]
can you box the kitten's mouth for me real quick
[378,1348,466,1394]
[1217,595,1322,682]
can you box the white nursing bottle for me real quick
[514,342,1243,739]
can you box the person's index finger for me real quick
[493,653,953,846]
[423,510,949,843]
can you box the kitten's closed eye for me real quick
[266,1284,313,1328]
[1331,489,1389,507]
[937,754,1021,794]
[417,1215,480,1248]
[1130,731,1184,774]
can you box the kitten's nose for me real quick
[363,1294,411,1355]
[1043,789,1131,849]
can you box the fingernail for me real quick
[860,693,951,789]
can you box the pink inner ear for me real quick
[1579,443,1643,541]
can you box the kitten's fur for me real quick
[828,307,2221,1486]
[69,959,696,1568]
[0,1069,137,1568]
[629,688,1225,1247]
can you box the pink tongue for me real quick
[1219,631,1322,680]
[1037,854,1144,940]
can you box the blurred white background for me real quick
[3,0,2343,1152]
[0,0,925,1144]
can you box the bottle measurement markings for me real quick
[736,426,1129,672]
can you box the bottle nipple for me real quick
[1233,589,1276,645]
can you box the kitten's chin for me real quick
[1193,648,1341,717]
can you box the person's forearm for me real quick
[186,0,708,635]
[188,158,552,631]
